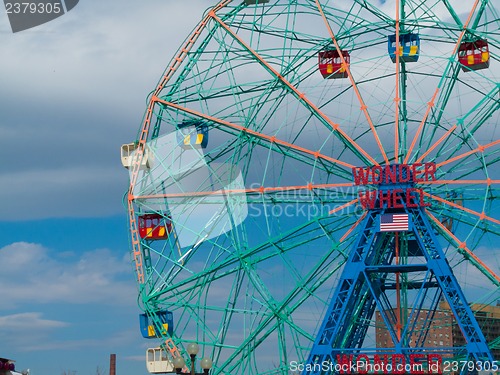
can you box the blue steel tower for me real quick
[303,163,494,375]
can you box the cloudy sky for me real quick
[0,1,212,374]
[1,0,498,374]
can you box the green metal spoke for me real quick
[124,1,499,373]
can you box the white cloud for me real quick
[0,242,135,307]
[0,312,68,330]
[0,166,127,220]
[0,0,211,221]
[0,312,70,353]
[0,241,143,359]
[21,328,139,352]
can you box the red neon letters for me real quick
[353,163,436,209]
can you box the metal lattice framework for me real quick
[124,0,500,374]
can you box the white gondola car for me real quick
[146,348,175,374]
[121,143,152,170]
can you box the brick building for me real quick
[375,302,500,359]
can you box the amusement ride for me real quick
[122,0,500,373]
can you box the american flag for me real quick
[380,213,409,232]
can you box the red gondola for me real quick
[458,39,490,72]
[318,50,350,79]
[138,214,172,240]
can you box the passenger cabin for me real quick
[140,310,174,339]
[146,348,175,374]
[388,33,420,63]
[318,50,350,79]
[458,39,490,71]
[177,120,209,149]
[121,143,152,169]
[138,214,172,240]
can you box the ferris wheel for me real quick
[122,0,499,374]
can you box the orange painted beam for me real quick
[210,12,379,166]
[416,125,457,163]
[394,0,401,164]
[126,0,233,292]
[153,0,233,98]
[404,89,439,164]
[154,97,355,169]
[420,179,500,185]
[427,210,500,285]
[424,191,500,226]
[133,182,355,200]
[404,0,482,164]
[436,140,500,168]
[340,212,367,242]
[328,198,359,215]
[314,0,388,165]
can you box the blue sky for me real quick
[0,1,212,374]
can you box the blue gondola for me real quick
[139,310,174,339]
[176,120,209,149]
[458,39,490,72]
[388,33,420,63]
